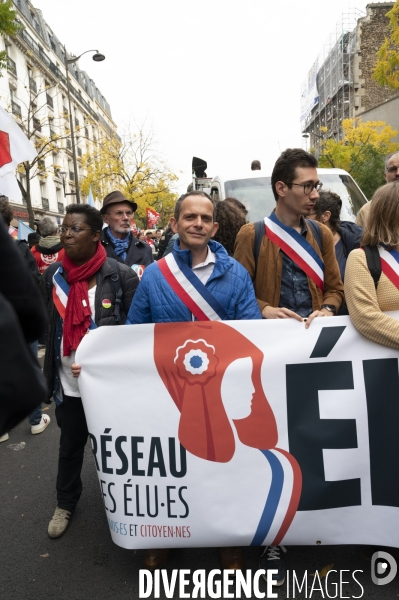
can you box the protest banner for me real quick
[76,316,399,550]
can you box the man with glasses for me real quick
[356,151,399,227]
[234,148,343,583]
[234,148,343,584]
[100,190,153,278]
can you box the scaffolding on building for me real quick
[301,9,365,153]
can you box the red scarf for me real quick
[62,243,107,356]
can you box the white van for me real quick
[209,169,368,223]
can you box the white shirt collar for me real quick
[192,246,216,270]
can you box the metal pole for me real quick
[64,45,80,203]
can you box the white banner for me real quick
[76,316,399,550]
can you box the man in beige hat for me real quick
[100,191,153,278]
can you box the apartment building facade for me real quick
[0,0,117,225]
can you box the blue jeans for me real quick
[28,341,42,426]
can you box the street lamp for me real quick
[302,132,324,142]
[63,47,105,203]
[59,170,76,198]
[302,132,324,156]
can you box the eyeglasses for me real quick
[59,226,93,236]
[108,210,134,218]
[291,182,323,195]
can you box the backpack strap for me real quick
[106,258,123,323]
[252,220,265,281]
[363,245,381,289]
[306,219,323,254]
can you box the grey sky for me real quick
[30,0,379,193]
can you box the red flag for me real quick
[146,207,160,228]
[131,219,138,235]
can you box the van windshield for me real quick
[318,175,367,219]
[224,177,275,222]
[224,174,367,223]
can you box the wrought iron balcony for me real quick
[77,148,82,157]
[33,118,41,133]
[69,171,75,181]
[41,197,49,210]
[58,202,65,214]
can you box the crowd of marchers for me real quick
[1,147,399,587]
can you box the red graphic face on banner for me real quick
[154,322,278,463]
[0,131,12,169]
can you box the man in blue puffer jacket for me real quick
[126,191,261,572]
[127,191,261,324]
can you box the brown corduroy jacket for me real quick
[234,219,344,314]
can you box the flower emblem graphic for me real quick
[174,339,219,385]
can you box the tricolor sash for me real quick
[264,212,325,292]
[52,267,97,329]
[377,246,399,290]
[157,252,229,321]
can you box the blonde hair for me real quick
[362,182,399,249]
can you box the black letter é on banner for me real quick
[363,358,399,508]
[286,362,361,511]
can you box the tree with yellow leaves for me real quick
[318,118,399,198]
[373,1,399,89]
[80,125,178,227]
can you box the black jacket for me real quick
[16,240,41,284]
[41,258,139,402]
[100,228,153,268]
[0,219,46,342]
[0,219,48,433]
[338,221,363,256]
[157,227,174,260]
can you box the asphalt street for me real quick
[0,355,398,599]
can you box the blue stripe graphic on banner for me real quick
[268,212,324,272]
[172,252,229,320]
[250,450,284,546]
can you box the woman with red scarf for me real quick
[41,204,138,540]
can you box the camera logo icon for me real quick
[371,551,397,586]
